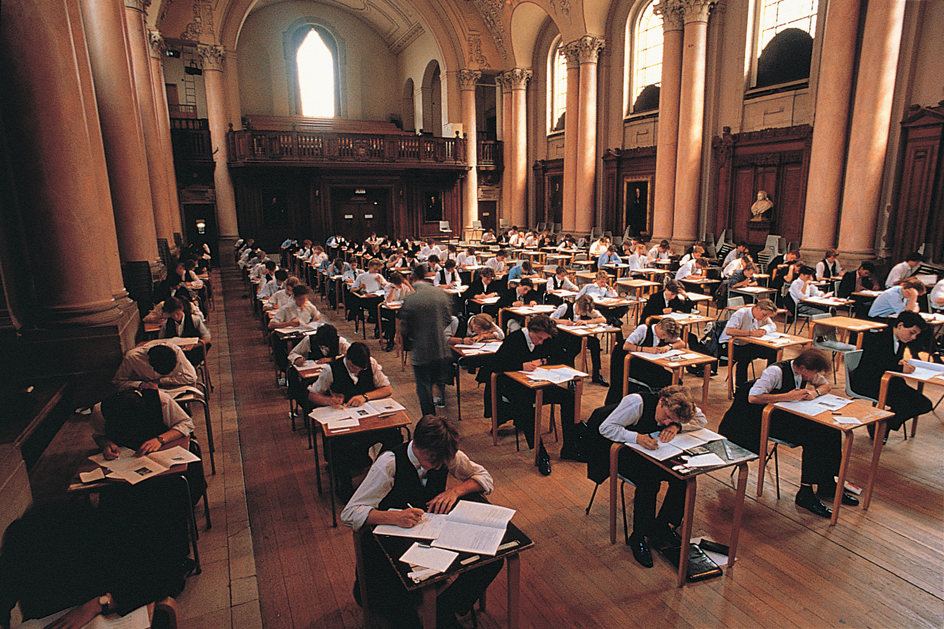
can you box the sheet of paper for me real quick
[400,543,458,573]
[16,606,149,629]
[906,359,944,381]
[832,416,861,425]
[481,342,503,352]
[326,417,360,430]
[146,445,199,469]
[373,512,448,539]
[309,405,354,425]
[669,432,712,450]
[686,428,724,442]
[364,398,406,415]
[112,457,169,485]
[685,453,727,467]
[679,353,703,360]
[477,296,500,304]
[624,439,683,461]
[447,501,515,528]
[79,467,105,483]
[455,343,486,349]
[432,521,505,555]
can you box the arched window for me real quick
[629,0,662,115]
[549,37,567,133]
[754,0,818,88]
[287,24,341,117]
[297,30,336,117]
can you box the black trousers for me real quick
[498,376,577,451]
[617,448,686,538]
[884,378,933,431]
[732,343,778,387]
[768,410,841,487]
[328,428,402,488]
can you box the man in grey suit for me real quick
[399,265,455,415]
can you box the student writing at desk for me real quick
[605,318,686,405]
[788,266,831,316]
[113,341,197,392]
[638,279,694,323]
[885,252,923,287]
[552,294,609,386]
[158,296,211,368]
[850,311,932,442]
[340,414,501,629]
[308,342,400,501]
[587,385,707,568]
[721,298,778,389]
[837,261,877,298]
[719,349,858,518]
[268,284,321,330]
[448,313,504,347]
[545,265,578,305]
[868,278,925,319]
[815,248,843,280]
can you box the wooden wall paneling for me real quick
[733,167,755,244]
[778,163,804,245]
[601,148,656,238]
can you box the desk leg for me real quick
[671,367,681,386]
[507,554,521,629]
[863,419,886,511]
[830,430,855,526]
[313,429,323,495]
[533,388,544,467]
[573,378,583,431]
[491,374,499,446]
[702,364,711,406]
[729,462,749,568]
[727,341,735,399]
[609,446,619,545]
[580,337,588,374]
[455,358,463,422]
[677,479,697,588]
[421,587,437,629]
[757,406,772,497]
[325,435,337,527]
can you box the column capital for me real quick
[123,0,150,12]
[198,44,226,71]
[148,30,165,60]
[680,0,716,23]
[457,69,482,91]
[573,36,605,64]
[654,1,685,31]
[560,41,581,68]
[502,68,532,90]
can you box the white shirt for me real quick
[353,272,386,293]
[930,278,944,309]
[590,241,608,256]
[623,323,663,349]
[675,260,697,281]
[307,357,390,396]
[750,362,828,397]
[815,259,843,280]
[112,340,198,391]
[789,278,823,304]
[267,288,294,311]
[158,312,211,341]
[723,249,741,267]
[91,389,194,444]
[485,257,506,274]
[720,306,776,344]
[648,246,669,261]
[723,257,744,277]
[457,252,478,267]
[627,253,647,271]
[885,261,916,288]
[287,335,351,366]
[272,301,321,326]
[550,304,603,321]
[577,283,617,300]
[598,394,706,445]
[340,442,493,531]
[547,275,577,292]
[434,269,462,287]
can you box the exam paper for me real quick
[400,542,458,573]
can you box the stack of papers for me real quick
[87,445,200,485]
[513,305,555,314]
[631,348,685,360]
[476,296,501,304]
[906,359,944,382]
[310,398,407,430]
[17,605,150,629]
[524,366,588,383]
[775,393,852,416]
[376,501,516,556]
[625,428,725,461]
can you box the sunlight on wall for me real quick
[298,30,335,117]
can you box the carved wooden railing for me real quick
[227,127,472,166]
[170,118,212,161]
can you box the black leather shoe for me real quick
[592,374,610,387]
[538,449,551,476]
[795,489,832,518]
[818,487,860,507]
[628,535,653,568]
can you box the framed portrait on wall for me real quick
[623,177,651,237]
[424,191,443,223]
[260,188,289,226]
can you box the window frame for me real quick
[284,21,344,118]
[627,0,663,118]
[747,0,823,94]
[548,36,567,136]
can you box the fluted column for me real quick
[561,44,581,232]
[1,0,122,327]
[802,0,861,254]
[507,69,532,229]
[79,0,159,266]
[149,31,183,240]
[124,0,175,250]
[837,0,905,259]
[574,37,605,234]
[199,44,240,249]
[458,70,481,237]
[499,74,513,228]
[652,1,684,241]
[672,0,715,246]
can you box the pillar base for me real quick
[218,236,241,266]
[836,249,878,272]
[670,238,697,253]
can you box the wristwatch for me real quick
[156,434,166,445]
[99,593,114,614]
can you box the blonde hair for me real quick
[656,318,681,340]
[468,313,497,333]
[658,385,696,423]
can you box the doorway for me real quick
[329,187,391,241]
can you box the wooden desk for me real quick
[450,343,500,421]
[311,408,413,527]
[365,521,533,629]
[802,296,854,312]
[615,277,660,299]
[608,438,756,586]
[648,312,713,338]
[622,350,716,405]
[876,367,944,446]
[558,324,620,373]
[602,263,633,278]
[489,366,585,466]
[497,305,556,331]
[807,316,886,349]
[545,253,573,266]
[726,333,812,398]
[759,398,893,525]
[729,285,777,302]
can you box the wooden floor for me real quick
[217,268,944,629]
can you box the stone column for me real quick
[652,1,684,242]
[458,69,481,238]
[507,69,532,229]
[79,0,159,266]
[199,44,240,251]
[672,0,715,247]
[124,0,175,252]
[149,30,183,241]
[561,43,581,232]
[499,73,513,229]
[574,36,605,234]
[837,0,905,260]
[1,0,122,327]
[801,0,861,256]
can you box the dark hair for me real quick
[496,250,507,258]
[479,267,495,280]
[660,240,670,248]
[521,260,532,272]
[346,341,371,369]
[162,297,183,313]
[664,279,682,293]
[275,269,289,281]
[411,265,429,283]
[526,314,557,337]
[312,324,341,354]
[518,277,534,289]
[265,260,277,271]
[799,265,816,276]
[555,265,567,275]
[859,261,876,274]
[444,258,457,269]
[894,310,928,331]
[793,348,831,373]
[413,415,459,468]
[905,252,924,262]
[293,284,311,297]
[389,271,405,285]
[147,343,178,375]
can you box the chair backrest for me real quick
[843,349,876,401]
[472,220,483,229]
[499,218,509,229]
[764,235,783,255]
[439,221,452,232]
[553,222,562,233]
[727,296,745,309]
[811,313,835,341]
